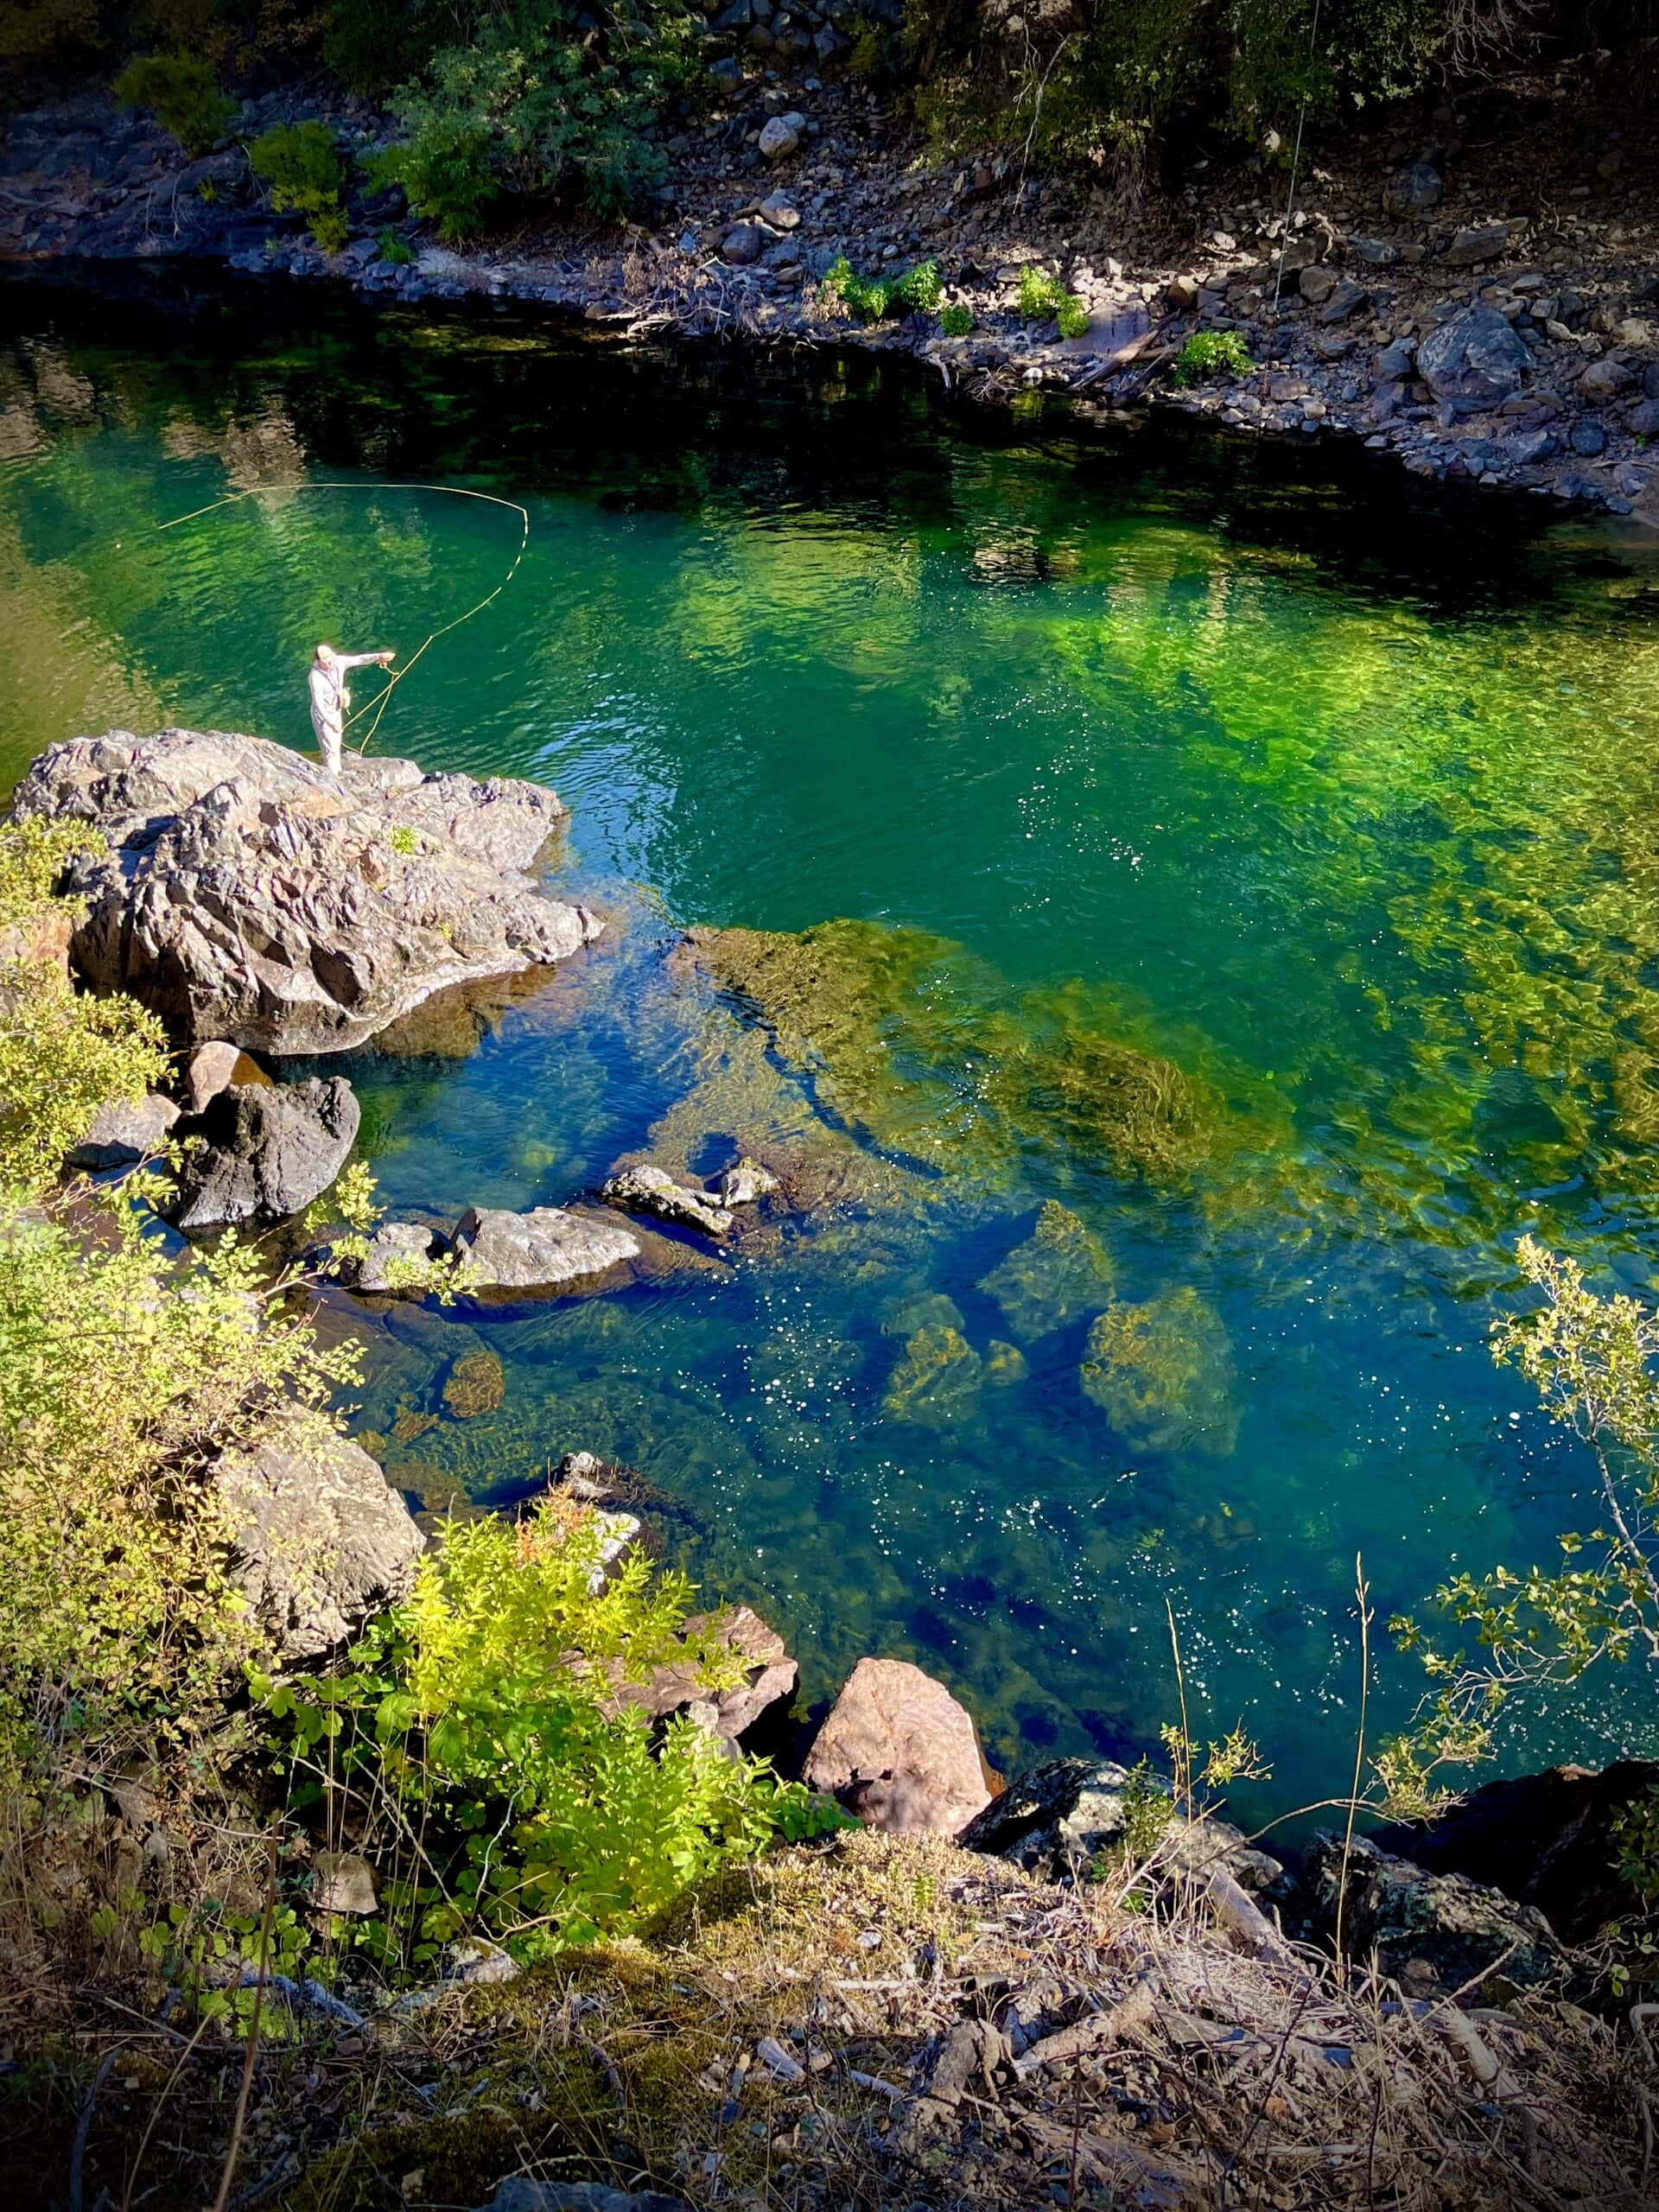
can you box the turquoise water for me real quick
[6,274,1659,1821]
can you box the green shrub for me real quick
[249,120,351,252]
[939,302,974,336]
[1015,262,1089,336]
[368,0,700,241]
[1173,327,1255,385]
[112,54,237,157]
[823,254,943,322]
[261,1503,841,1962]
[377,222,415,264]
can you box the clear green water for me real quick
[7,275,1659,1821]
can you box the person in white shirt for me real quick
[308,641,395,773]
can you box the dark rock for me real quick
[214,1421,423,1660]
[1580,353,1634,399]
[959,1757,1282,1891]
[1416,305,1530,407]
[169,1077,359,1228]
[67,1091,180,1169]
[1382,161,1442,216]
[1292,1832,1564,1995]
[1372,1759,1659,1946]
[1442,223,1510,268]
[483,2181,690,2212]
[1569,416,1608,455]
[1318,280,1370,325]
[1298,264,1338,305]
[1628,398,1659,438]
[1508,426,1558,465]
[8,729,597,1053]
[721,221,766,264]
[1374,337,1416,379]
[801,1656,999,1837]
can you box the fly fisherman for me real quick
[308,641,395,774]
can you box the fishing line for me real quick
[136,479,531,752]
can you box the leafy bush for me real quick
[823,254,944,322]
[249,119,351,252]
[0,820,168,1202]
[112,53,237,156]
[1173,327,1254,385]
[377,222,414,264]
[1015,263,1089,337]
[262,1503,840,1961]
[939,302,974,336]
[367,0,700,241]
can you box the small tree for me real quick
[1384,1236,1659,1815]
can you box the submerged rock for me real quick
[357,1218,451,1293]
[1080,1287,1238,1456]
[708,1155,780,1205]
[976,1198,1115,1339]
[451,1204,639,1294]
[442,1348,505,1418]
[9,728,601,1053]
[214,1420,423,1660]
[883,1322,982,1425]
[168,1077,359,1228]
[802,1656,999,1838]
[601,1161,734,1239]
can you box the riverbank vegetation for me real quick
[6,2,1654,232]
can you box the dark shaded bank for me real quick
[0,257,1632,623]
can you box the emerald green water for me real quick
[6,274,1659,1820]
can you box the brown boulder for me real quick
[802,1656,998,1838]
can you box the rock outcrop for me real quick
[601,1163,736,1240]
[802,1657,999,1837]
[66,1091,180,1170]
[8,729,601,1053]
[214,1421,423,1661]
[451,1205,640,1294]
[606,1605,798,1741]
[1290,1831,1565,1996]
[168,1076,359,1228]
[1372,1758,1659,1947]
[959,1757,1282,1892]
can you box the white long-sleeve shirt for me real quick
[308,652,385,772]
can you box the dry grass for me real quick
[4,1819,1654,2211]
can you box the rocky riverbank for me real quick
[5,46,1659,520]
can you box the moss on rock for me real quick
[1080,1287,1239,1458]
[883,1322,983,1426]
[976,1198,1116,1340]
[442,1348,505,1420]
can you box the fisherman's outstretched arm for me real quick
[338,649,396,670]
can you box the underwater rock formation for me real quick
[976,1199,1116,1340]
[883,1323,984,1426]
[9,729,601,1052]
[442,1349,505,1419]
[1079,1287,1239,1457]
[601,1162,736,1240]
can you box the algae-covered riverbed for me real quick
[5,275,1659,1817]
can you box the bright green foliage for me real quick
[262,1504,841,1960]
[112,54,237,157]
[0,820,168,1204]
[249,122,352,254]
[0,1200,359,1784]
[1015,264,1089,336]
[939,302,975,336]
[1173,328,1255,385]
[378,225,416,264]
[823,255,944,322]
[1386,1237,1659,1814]
[367,0,701,240]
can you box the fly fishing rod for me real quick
[136,479,531,750]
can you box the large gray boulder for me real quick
[802,1656,999,1838]
[214,1421,423,1660]
[1416,306,1530,409]
[452,1204,640,1292]
[66,1091,180,1170]
[169,1077,359,1227]
[7,729,601,1053]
